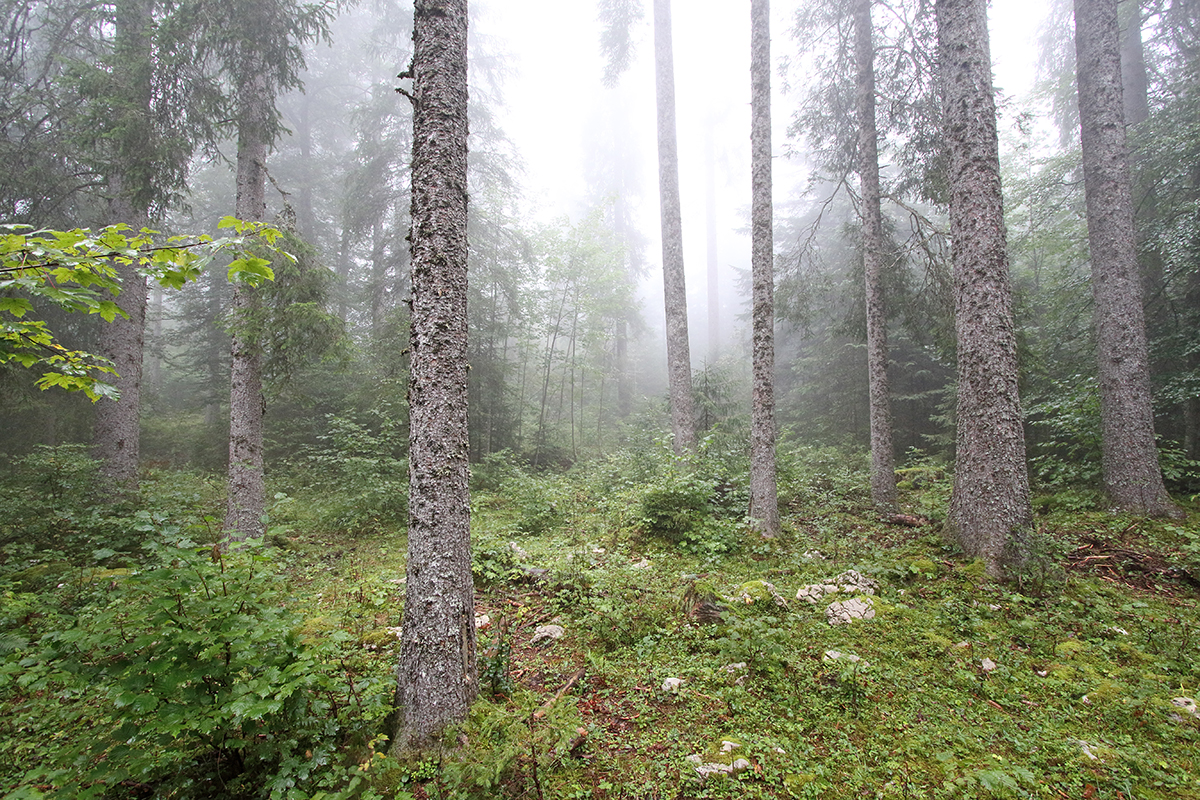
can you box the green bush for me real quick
[636,469,713,543]
[1,535,391,799]
[294,412,408,534]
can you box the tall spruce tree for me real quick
[749,0,780,536]
[854,0,897,513]
[1074,0,1183,518]
[651,0,697,453]
[207,0,330,539]
[92,0,155,489]
[391,0,477,754]
[937,0,1032,578]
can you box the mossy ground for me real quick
[268,467,1200,800]
[1,452,1197,799]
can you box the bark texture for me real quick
[1074,0,1182,518]
[223,61,270,540]
[1118,0,1149,127]
[652,0,696,453]
[937,0,1033,578]
[92,0,153,489]
[855,0,897,513]
[391,0,477,755]
[749,0,780,537]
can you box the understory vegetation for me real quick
[1,442,1197,799]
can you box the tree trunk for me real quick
[1074,0,1183,518]
[937,0,1033,579]
[1119,0,1149,127]
[391,0,477,756]
[652,0,696,453]
[705,124,719,363]
[92,0,153,490]
[223,62,270,540]
[613,194,634,417]
[749,0,780,537]
[855,0,897,514]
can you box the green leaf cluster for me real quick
[0,221,285,401]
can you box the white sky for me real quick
[475,0,1051,356]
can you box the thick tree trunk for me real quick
[749,0,780,537]
[652,0,696,453]
[92,0,153,489]
[1075,0,1183,518]
[855,0,897,514]
[223,64,270,540]
[391,0,477,756]
[937,0,1033,579]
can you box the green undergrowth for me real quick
[0,443,1197,798]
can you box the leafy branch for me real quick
[0,217,290,401]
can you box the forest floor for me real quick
[272,460,1200,800]
[2,446,1199,799]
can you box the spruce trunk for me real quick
[652,0,696,453]
[391,0,477,755]
[224,65,270,540]
[749,0,780,537]
[937,0,1033,578]
[92,0,153,489]
[1074,0,1182,518]
[855,0,897,513]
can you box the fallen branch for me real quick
[533,667,586,721]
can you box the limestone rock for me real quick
[1172,697,1200,718]
[662,676,684,693]
[825,596,876,625]
[531,624,565,645]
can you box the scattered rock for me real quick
[981,658,997,672]
[508,541,530,560]
[690,757,751,780]
[1172,697,1200,718]
[796,570,878,604]
[802,550,827,561]
[720,741,740,753]
[630,558,651,570]
[796,584,839,604]
[531,624,565,645]
[720,662,748,673]
[823,649,865,665]
[833,570,878,595]
[826,597,876,625]
[662,677,685,693]
[475,614,491,630]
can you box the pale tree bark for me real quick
[652,0,696,453]
[391,0,477,755]
[92,0,153,490]
[223,61,270,540]
[855,0,897,514]
[705,124,719,362]
[749,0,780,537]
[937,0,1033,578]
[613,194,634,418]
[1119,0,1149,127]
[1074,0,1183,518]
